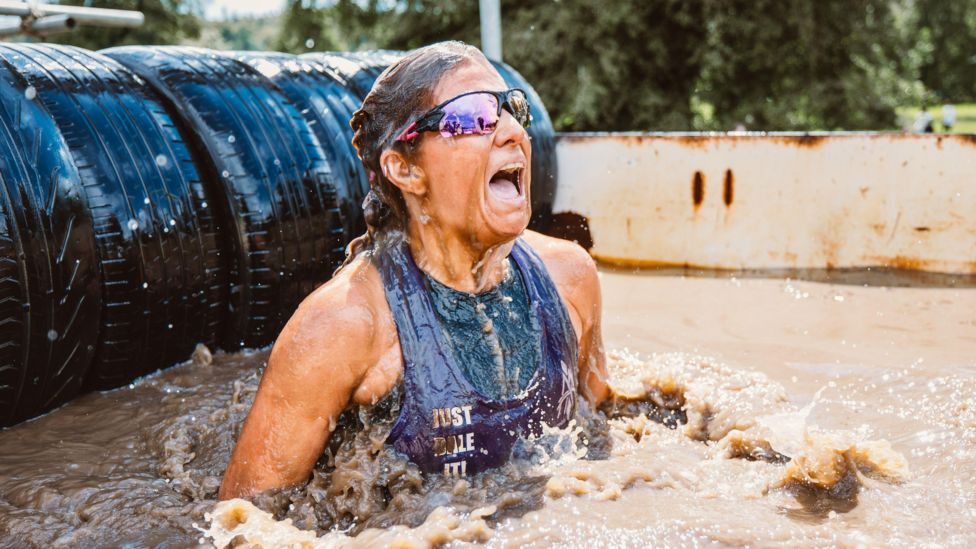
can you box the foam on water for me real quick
[200,350,909,547]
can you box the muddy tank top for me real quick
[379,238,579,477]
[422,257,540,400]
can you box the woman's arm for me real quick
[573,257,610,405]
[218,279,380,500]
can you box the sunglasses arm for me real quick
[395,121,420,142]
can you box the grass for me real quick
[896,103,976,133]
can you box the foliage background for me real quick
[24,0,976,132]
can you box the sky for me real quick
[203,0,287,21]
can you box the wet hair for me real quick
[342,41,489,265]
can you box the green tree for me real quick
[326,0,707,131]
[914,0,976,102]
[698,0,921,130]
[18,0,975,131]
[504,0,707,131]
[332,0,453,51]
[275,0,340,53]
[281,0,972,131]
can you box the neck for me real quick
[405,217,514,293]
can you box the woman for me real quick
[219,41,608,499]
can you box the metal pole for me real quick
[27,14,76,35]
[0,20,22,38]
[479,0,502,62]
[0,1,144,28]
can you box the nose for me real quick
[493,108,528,149]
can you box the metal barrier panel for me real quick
[552,133,976,274]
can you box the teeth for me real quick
[499,162,524,174]
[490,161,524,197]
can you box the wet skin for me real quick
[219,59,609,500]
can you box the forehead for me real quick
[431,59,507,105]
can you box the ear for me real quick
[380,148,426,197]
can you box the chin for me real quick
[482,159,530,242]
[480,206,531,245]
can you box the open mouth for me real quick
[488,162,524,201]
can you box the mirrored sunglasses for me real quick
[396,88,531,142]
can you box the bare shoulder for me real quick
[268,253,392,391]
[521,230,598,291]
[521,230,594,266]
[520,230,600,326]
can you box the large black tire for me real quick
[0,52,101,424]
[300,51,558,230]
[229,51,366,243]
[0,171,27,426]
[103,46,344,349]
[304,51,402,99]
[0,44,226,390]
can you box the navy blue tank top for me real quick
[379,238,579,477]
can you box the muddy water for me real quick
[0,270,974,548]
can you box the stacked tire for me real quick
[102,46,347,350]
[226,51,370,241]
[305,50,404,99]
[0,44,227,394]
[0,44,558,427]
[0,50,101,423]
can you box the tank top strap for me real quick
[375,240,439,344]
[509,239,579,419]
[510,239,579,369]
[375,240,476,407]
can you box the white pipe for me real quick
[27,13,75,35]
[0,1,143,28]
[0,19,21,38]
[0,0,33,16]
[479,0,502,62]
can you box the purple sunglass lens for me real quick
[437,93,499,137]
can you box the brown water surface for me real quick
[0,270,973,548]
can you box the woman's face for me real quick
[410,60,532,246]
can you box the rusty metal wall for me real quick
[551,132,976,274]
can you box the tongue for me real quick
[489,176,519,199]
